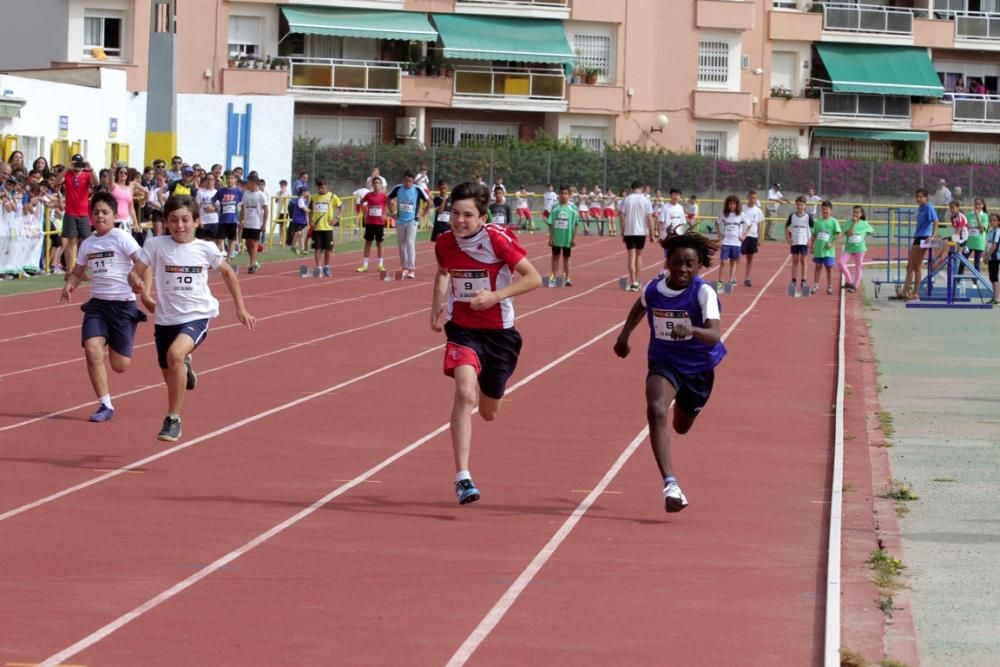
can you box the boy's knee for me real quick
[109,356,131,374]
[166,349,187,368]
[646,400,669,423]
[454,385,478,410]
[83,341,104,363]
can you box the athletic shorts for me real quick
[605,208,616,219]
[154,319,209,370]
[989,259,999,283]
[517,208,532,219]
[721,245,741,261]
[197,223,218,240]
[551,245,571,258]
[443,321,523,400]
[590,207,603,218]
[623,235,647,250]
[647,360,715,417]
[813,256,835,268]
[913,235,929,248]
[364,223,385,243]
[81,298,147,358]
[741,237,759,255]
[61,214,92,240]
[312,229,334,251]
[790,244,809,256]
[218,223,238,242]
[242,228,262,242]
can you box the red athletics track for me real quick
[0,236,841,666]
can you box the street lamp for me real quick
[650,114,669,134]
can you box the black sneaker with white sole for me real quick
[157,415,182,442]
[455,478,480,505]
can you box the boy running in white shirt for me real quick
[132,195,256,442]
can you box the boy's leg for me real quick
[163,334,197,415]
[813,259,821,285]
[478,392,502,422]
[626,248,637,284]
[450,365,479,472]
[551,250,559,280]
[646,375,680,479]
[376,240,383,263]
[362,239,372,261]
[84,337,110,399]
[633,249,643,285]
[314,246,322,268]
[911,246,926,297]
[563,255,571,281]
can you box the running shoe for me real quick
[456,478,480,505]
[716,280,724,291]
[744,279,752,287]
[827,286,833,295]
[812,283,820,294]
[322,266,332,277]
[405,270,416,280]
[184,355,197,391]
[630,282,641,291]
[547,274,556,287]
[157,415,182,442]
[564,278,573,287]
[247,264,257,274]
[89,404,114,423]
[663,481,689,513]
[356,264,369,273]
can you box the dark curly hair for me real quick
[662,232,720,268]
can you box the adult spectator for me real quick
[166,155,184,182]
[387,169,429,279]
[933,178,952,207]
[621,180,655,291]
[292,169,309,194]
[168,166,197,196]
[765,182,788,240]
[54,153,98,271]
[0,161,11,195]
[7,150,24,171]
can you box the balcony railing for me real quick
[456,0,569,8]
[948,11,1000,40]
[822,2,913,35]
[288,57,403,94]
[946,93,1000,123]
[821,91,911,118]
[453,65,566,101]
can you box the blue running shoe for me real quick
[89,404,114,423]
[455,478,480,505]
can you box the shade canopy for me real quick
[432,14,575,64]
[815,43,944,98]
[813,128,929,141]
[281,6,438,42]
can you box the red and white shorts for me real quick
[516,207,532,220]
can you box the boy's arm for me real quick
[689,318,722,346]
[217,262,256,330]
[470,256,542,311]
[613,298,646,358]
[430,265,450,331]
[59,263,89,302]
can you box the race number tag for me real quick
[652,309,692,341]
[437,211,451,223]
[87,251,113,275]
[554,214,569,229]
[493,214,506,225]
[315,202,329,213]
[970,228,980,236]
[166,265,203,293]
[369,206,382,217]
[817,231,831,242]
[222,202,236,214]
[400,202,414,214]
[848,234,862,245]
[450,269,490,302]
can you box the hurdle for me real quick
[871,207,914,299]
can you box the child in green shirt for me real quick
[960,196,988,275]
[546,185,579,287]
[837,205,873,293]
[811,200,842,295]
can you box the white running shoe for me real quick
[663,481,689,513]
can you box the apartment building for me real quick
[3,0,1000,164]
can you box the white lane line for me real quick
[445,255,791,666]
[36,322,634,667]
[823,277,847,667]
[0,248,628,516]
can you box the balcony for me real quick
[947,93,1000,125]
[287,57,404,105]
[822,2,913,36]
[451,65,567,112]
[692,90,753,120]
[766,96,820,126]
[953,12,1000,41]
[821,91,911,121]
[221,67,289,96]
[454,0,570,19]
[696,0,755,31]
[568,82,624,115]
[768,8,822,41]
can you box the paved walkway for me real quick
[863,289,1000,667]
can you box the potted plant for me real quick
[572,66,585,84]
[769,84,793,99]
[228,51,239,68]
[271,57,289,71]
[584,67,601,85]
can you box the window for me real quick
[430,121,518,146]
[816,139,893,161]
[294,116,382,145]
[768,135,798,158]
[568,125,608,152]
[83,12,123,58]
[228,15,262,56]
[772,0,798,8]
[932,141,1000,163]
[696,131,726,157]
[698,41,729,85]
[573,33,612,81]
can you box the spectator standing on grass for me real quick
[387,170,428,280]
[621,180,656,292]
[985,212,1000,304]
[765,182,788,241]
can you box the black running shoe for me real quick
[157,415,182,442]
[455,478,480,505]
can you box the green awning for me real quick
[281,6,437,42]
[432,14,574,64]
[815,44,943,97]
[813,128,928,142]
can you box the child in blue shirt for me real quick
[894,188,939,300]
[614,233,726,513]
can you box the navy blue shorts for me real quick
[790,244,809,255]
[197,223,219,240]
[741,237,759,255]
[81,299,147,358]
[443,321,522,400]
[647,360,715,417]
[154,319,209,369]
[721,245,741,261]
[218,223,239,241]
[813,256,836,268]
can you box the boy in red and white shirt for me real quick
[357,179,388,272]
[431,182,543,505]
[514,185,533,231]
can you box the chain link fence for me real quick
[293,138,1000,221]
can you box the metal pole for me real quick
[488,146,495,186]
[546,150,551,185]
[602,149,608,191]
[817,158,823,194]
[430,145,436,187]
[868,162,874,208]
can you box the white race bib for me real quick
[369,206,382,217]
[848,234,862,245]
[87,252,113,275]
[493,214,506,225]
[437,211,450,223]
[554,215,569,230]
[450,269,490,302]
[817,231,831,242]
[652,309,692,341]
[970,228,981,236]
[222,202,236,214]
[400,202,414,214]
[315,202,329,213]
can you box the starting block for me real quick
[801,284,811,298]
[299,265,310,278]
[618,276,630,290]
[787,282,797,297]
[312,268,323,278]
[723,282,734,294]
[551,276,565,288]
[379,268,405,281]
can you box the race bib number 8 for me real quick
[652,309,692,341]
[450,269,490,302]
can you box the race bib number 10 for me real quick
[450,269,490,302]
[652,309,692,341]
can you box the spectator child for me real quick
[590,185,605,235]
[514,185,534,231]
[685,195,699,229]
[289,185,309,254]
[196,175,219,248]
[488,188,512,227]
[604,189,618,236]
[985,212,1000,304]
[431,180,452,242]
[785,196,814,294]
[962,197,988,274]
[212,172,243,262]
[542,184,557,222]
[239,175,269,274]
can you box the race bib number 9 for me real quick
[450,269,490,302]
[554,215,569,229]
[652,309,692,341]
[817,231,831,243]
[87,251,113,275]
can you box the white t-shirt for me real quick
[76,228,141,301]
[139,236,225,325]
[642,279,721,321]
[241,191,268,230]
[787,212,813,246]
[766,188,784,213]
[543,191,558,211]
[197,188,218,225]
[719,213,746,247]
[352,187,370,207]
[659,202,687,237]
[933,186,952,207]
[621,192,653,237]
[806,194,822,217]
[515,192,529,209]
[589,193,603,209]
[743,204,764,239]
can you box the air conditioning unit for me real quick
[396,116,418,139]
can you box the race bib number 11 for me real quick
[450,269,490,302]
